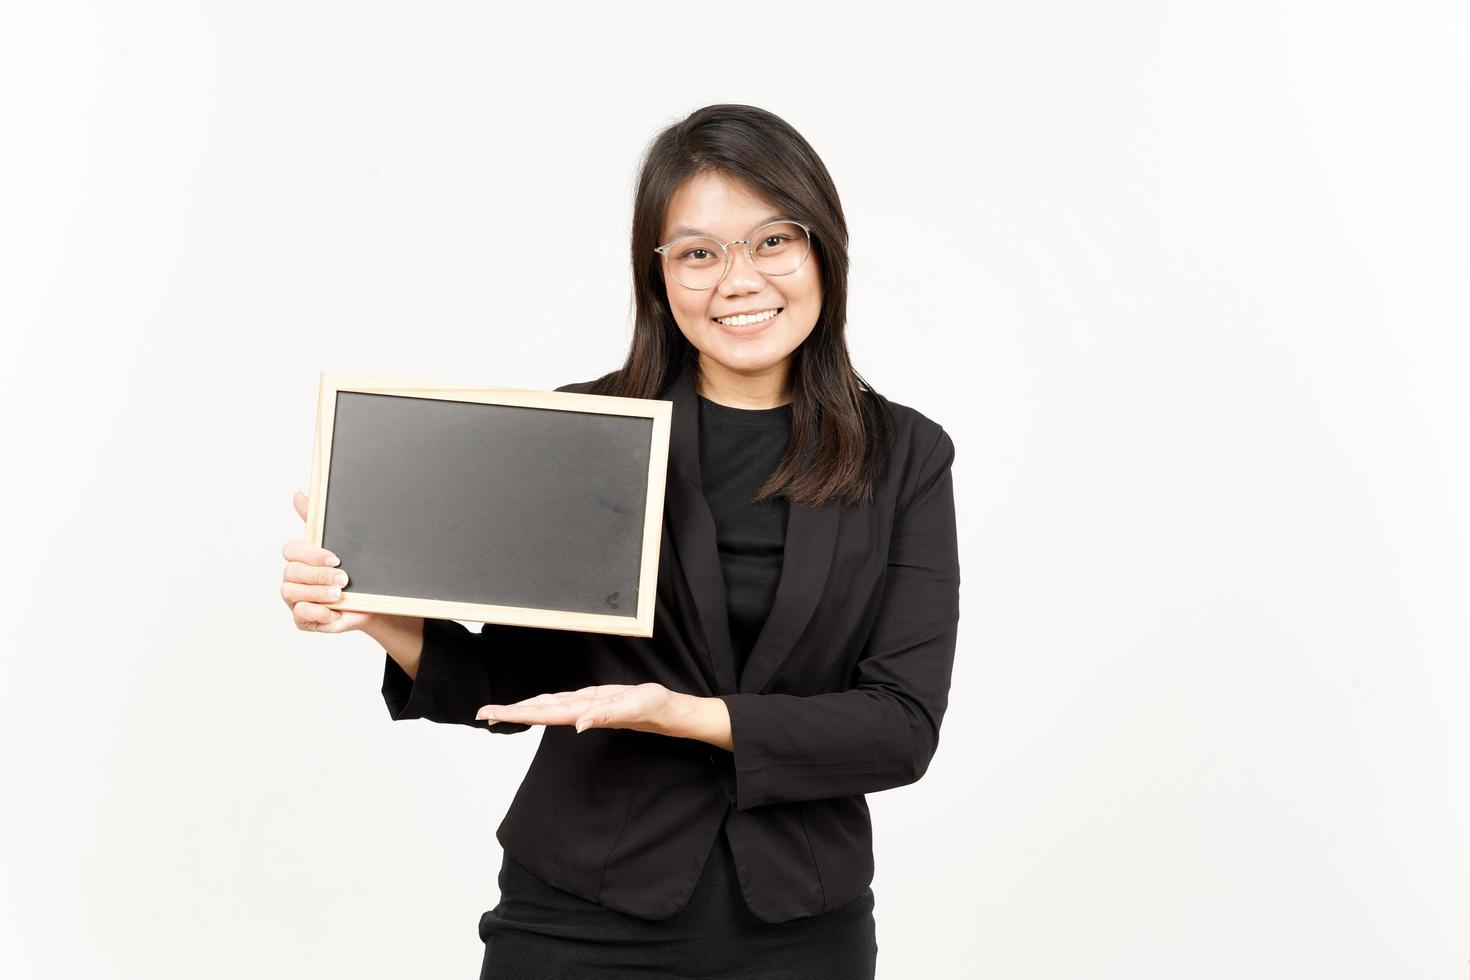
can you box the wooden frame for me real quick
[305,371,672,637]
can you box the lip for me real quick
[711,307,783,335]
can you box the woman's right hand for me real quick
[281,490,378,634]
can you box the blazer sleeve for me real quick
[381,619,589,734]
[717,426,961,810]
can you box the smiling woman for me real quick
[285,103,961,980]
[594,105,894,513]
[459,104,931,980]
[656,171,826,405]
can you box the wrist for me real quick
[362,613,422,646]
[654,692,732,752]
[655,691,700,738]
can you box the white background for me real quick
[2,2,1467,977]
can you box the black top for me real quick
[475,394,877,975]
[694,393,793,685]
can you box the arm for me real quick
[377,616,588,734]
[713,428,961,810]
[658,693,734,751]
[363,614,425,681]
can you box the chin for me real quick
[707,335,792,366]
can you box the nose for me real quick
[717,239,764,292]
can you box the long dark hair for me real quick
[585,103,895,509]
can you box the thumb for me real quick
[292,490,308,523]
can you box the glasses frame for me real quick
[653,220,814,290]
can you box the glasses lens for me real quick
[750,222,810,277]
[665,238,725,289]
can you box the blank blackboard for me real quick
[304,372,671,637]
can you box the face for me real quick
[658,171,822,401]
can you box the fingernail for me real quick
[334,572,348,586]
[326,554,341,566]
[327,588,341,599]
[575,720,588,733]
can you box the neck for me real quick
[695,353,793,409]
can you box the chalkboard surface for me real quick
[304,373,671,637]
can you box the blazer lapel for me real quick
[739,495,838,694]
[659,360,840,696]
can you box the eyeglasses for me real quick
[654,220,813,290]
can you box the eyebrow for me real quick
[665,213,787,240]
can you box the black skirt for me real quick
[478,814,878,980]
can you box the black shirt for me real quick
[694,393,793,685]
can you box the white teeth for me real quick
[715,308,780,327]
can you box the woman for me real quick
[280,104,961,979]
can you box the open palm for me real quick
[477,682,675,735]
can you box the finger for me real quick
[283,537,340,568]
[554,685,627,699]
[293,490,308,522]
[522,691,623,713]
[539,687,608,701]
[581,685,634,698]
[565,694,624,712]
[292,600,345,631]
[512,692,577,708]
[283,559,349,587]
[574,705,628,732]
[478,690,622,722]
[477,703,581,726]
[281,579,345,606]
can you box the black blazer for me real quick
[381,359,961,924]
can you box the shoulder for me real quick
[872,390,953,467]
[553,365,631,396]
[553,376,605,395]
[872,391,947,451]
[868,390,956,514]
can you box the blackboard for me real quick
[304,372,671,637]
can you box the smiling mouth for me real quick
[712,307,783,328]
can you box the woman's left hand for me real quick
[477,683,682,735]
